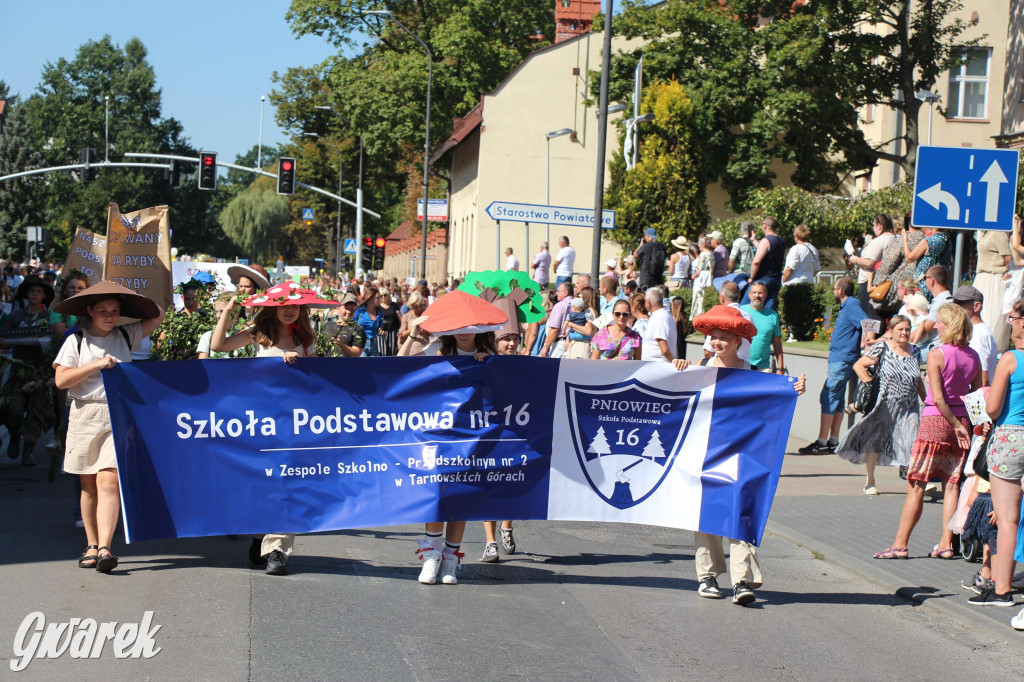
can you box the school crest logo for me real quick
[564,379,699,509]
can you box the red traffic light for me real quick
[364,237,373,246]
[374,237,386,248]
[281,160,293,172]
[202,155,214,166]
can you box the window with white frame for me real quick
[947,48,991,120]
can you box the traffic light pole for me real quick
[123,153,380,218]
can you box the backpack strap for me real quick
[74,327,132,355]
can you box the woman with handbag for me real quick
[874,304,981,560]
[836,315,925,495]
[972,298,1024,608]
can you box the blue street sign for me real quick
[912,146,1020,231]
[301,208,315,222]
[343,238,357,255]
[484,201,615,229]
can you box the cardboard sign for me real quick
[63,226,106,286]
[103,203,173,312]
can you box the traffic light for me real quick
[373,236,386,270]
[198,152,217,190]
[81,147,97,182]
[165,161,181,187]
[361,237,374,272]
[277,157,296,195]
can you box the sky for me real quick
[0,1,341,165]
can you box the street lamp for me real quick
[915,90,940,145]
[545,128,574,246]
[365,9,433,279]
[315,105,366,277]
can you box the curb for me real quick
[765,518,1024,651]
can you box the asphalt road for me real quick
[1,440,1023,680]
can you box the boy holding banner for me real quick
[674,305,805,605]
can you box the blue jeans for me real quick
[555,275,572,288]
[819,360,855,414]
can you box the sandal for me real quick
[873,546,908,560]
[96,546,119,573]
[78,545,99,569]
[928,547,955,559]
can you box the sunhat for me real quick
[418,290,508,336]
[52,279,162,319]
[671,236,688,250]
[692,305,757,342]
[242,280,336,309]
[227,263,272,290]
[15,275,55,308]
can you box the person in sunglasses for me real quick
[590,299,642,360]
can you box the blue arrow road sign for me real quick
[302,208,315,221]
[343,239,357,255]
[484,201,615,229]
[912,146,1020,231]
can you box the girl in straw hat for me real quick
[211,281,335,576]
[673,305,805,606]
[52,280,166,573]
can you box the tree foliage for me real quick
[276,0,557,232]
[608,0,983,211]
[604,80,708,249]
[220,186,292,263]
[0,83,45,260]
[15,36,228,257]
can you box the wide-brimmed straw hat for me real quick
[16,275,55,308]
[419,290,508,336]
[53,279,162,319]
[671,236,688,251]
[693,305,757,342]
[242,281,336,309]
[227,263,272,290]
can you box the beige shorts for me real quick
[64,401,117,474]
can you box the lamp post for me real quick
[257,95,266,169]
[591,0,615,285]
[365,9,433,279]
[545,128,574,247]
[315,105,366,277]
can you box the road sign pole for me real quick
[953,232,964,288]
[496,220,502,269]
[355,187,364,278]
[525,222,530,272]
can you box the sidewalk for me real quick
[769,435,1023,641]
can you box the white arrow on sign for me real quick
[980,160,1008,223]
[917,182,961,221]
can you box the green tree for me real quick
[277,0,556,228]
[608,0,982,210]
[220,187,292,262]
[23,36,223,256]
[605,80,708,248]
[0,83,45,259]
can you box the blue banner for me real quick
[102,357,798,545]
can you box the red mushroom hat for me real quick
[419,289,508,336]
[242,280,336,309]
[692,305,757,342]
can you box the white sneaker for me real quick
[440,548,462,585]
[1012,607,1024,631]
[418,549,442,584]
